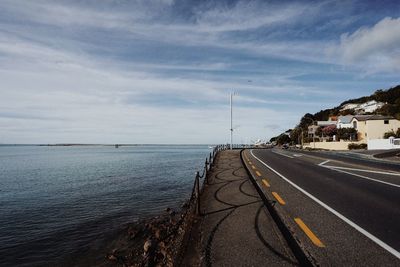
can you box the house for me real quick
[337,115,353,129]
[317,120,336,127]
[340,100,385,114]
[328,116,338,121]
[350,115,400,142]
[308,125,319,138]
[354,100,385,114]
[340,103,359,111]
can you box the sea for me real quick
[0,144,211,266]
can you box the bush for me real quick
[337,128,357,141]
[348,143,367,150]
[383,128,400,139]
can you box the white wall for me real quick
[337,123,353,129]
[304,140,364,150]
[368,138,400,150]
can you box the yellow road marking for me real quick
[251,165,256,170]
[294,218,325,248]
[262,179,270,187]
[272,192,286,205]
[255,171,262,177]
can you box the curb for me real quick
[240,149,317,267]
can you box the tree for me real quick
[299,113,315,130]
[383,128,400,139]
[322,125,337,137]
[276,134,291,145]
[337,128,357,140]
[315,126,322,137]
[289,127,302,144]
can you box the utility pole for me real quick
[230,92,233,150]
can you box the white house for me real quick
[340,103,358,111]
[317,120,336,127]
[350,115,400,142]
[337,115,353,128]
[354,100,385,114]
[340,100,385,114]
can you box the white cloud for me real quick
[338,17,400,73]
[193,1,309,32]
[0,1,398,143]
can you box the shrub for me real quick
[383,128,400,139]
[322,125,337,136]
[337,128,357,141]
[348,143,367,150]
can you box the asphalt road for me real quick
[244,148,400,266]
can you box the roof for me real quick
[338,115,353,123]
[352,115,394,121]
[317,121,336,126]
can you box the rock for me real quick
[160,248,167,258]
[107,254,117,261]
[143,239,154,253]
[154,229,161,239]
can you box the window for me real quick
[384,120,389,124]
[353,121,357,129]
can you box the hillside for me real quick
[271,85,400,144]
[312,85,400,121]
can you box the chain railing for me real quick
[174,144,250,265]
[189,144,251,215]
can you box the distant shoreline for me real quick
[0,144,215,147]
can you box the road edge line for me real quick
[240,149,316,267]
[251,149,400,260]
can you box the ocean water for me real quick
[0,145,210,266]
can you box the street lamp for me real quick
[230,92,237,150]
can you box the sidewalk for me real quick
[182,150,298,266]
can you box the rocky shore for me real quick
[103,202,196,267]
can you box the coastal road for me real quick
[243,148,400,266]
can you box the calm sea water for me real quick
[0,145,210,266]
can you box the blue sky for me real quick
[0,0,399,144]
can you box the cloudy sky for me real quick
[0,0,399,144]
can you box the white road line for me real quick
[250,149,400,259]
[272,150,294,159]
[321,166,400,188]
[318,160,331,166]
[323,166,400,176]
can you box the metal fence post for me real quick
[195,172,200,215]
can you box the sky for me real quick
[0,0,399,144]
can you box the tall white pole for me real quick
[230,92,233,150]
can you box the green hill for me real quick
[312,84,400,121]
[271,85,400,144]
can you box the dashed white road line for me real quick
[324,166,400,176]
[318,159,400,187]
[272,150,294,159]
[318,160,331,166]
[322,166,400,188]
[250,149,400,260]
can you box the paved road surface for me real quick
[244,148,400,266]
